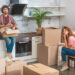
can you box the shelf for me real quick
[24,14,65,18]
[27,6,65,8]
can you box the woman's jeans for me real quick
[61,47,75,62]
[0,34,16,53]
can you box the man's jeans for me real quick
[0,34,16,53]
[61,47,75,62]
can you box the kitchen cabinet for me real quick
[0,36,42,63]
[32,36,42,59]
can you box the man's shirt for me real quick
[0,14,16,26]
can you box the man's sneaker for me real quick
[60,66,69,71]
[11,57,15,61]
[5,56,11,62]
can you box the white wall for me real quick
[0,0,63,33]
[61,0,75,30]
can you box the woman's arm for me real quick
[64,35,71,48]
[58,43,65,46]
[64,35,68,48]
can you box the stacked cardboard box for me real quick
[37,44,58,66]
[0,58,5,75]
[23,63,59,75]
[6,60,27,75]
[42,27,61,46]
[37,27,61,66]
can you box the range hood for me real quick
[10,0,28,15]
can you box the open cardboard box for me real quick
[23,63,59,75]
[0,27,20,37]
[6,60,27,75]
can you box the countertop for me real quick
[2,32,42,38]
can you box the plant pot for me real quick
[36,27,42,35]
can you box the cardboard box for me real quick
[37,44,58,66]
[0,58,5,75]
[42,27,61,46]
[6,60,26,75]
[23,63,59,75]
[6,29,20,34]
[2,33,18,37]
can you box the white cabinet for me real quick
[32,36,42,59]
[0,36,42,62]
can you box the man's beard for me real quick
[4,12,8,15]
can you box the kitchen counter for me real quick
[2,32,42,38]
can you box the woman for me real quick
[59,26,75,71]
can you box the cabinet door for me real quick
[32,36,42,58]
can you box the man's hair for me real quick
[1,5,9,13]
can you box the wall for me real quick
[0,0,63,33]
[60,0,75,30]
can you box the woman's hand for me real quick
[58,43,65,46]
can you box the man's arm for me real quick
[0,24,5,28]
[0,23,11,28]
[12,23,16,30]
[0,16,5,28]
[10,15,16,29]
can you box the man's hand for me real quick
[6,23,11,27]
[12,26,16,30]
[0,24,5,28]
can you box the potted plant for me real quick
[31,8,52,34]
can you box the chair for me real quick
[68,56,75,69]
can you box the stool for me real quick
[68,56,75,69]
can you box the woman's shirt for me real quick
[69,36,75,50]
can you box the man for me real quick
[0,5,16,61]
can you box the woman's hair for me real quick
[1,5,9,13]
[62,26,74,42]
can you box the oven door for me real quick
[12,36,42,62]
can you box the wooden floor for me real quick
[28,62,75,75]
[52,66,75,75]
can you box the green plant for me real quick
[31,8,52,28]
